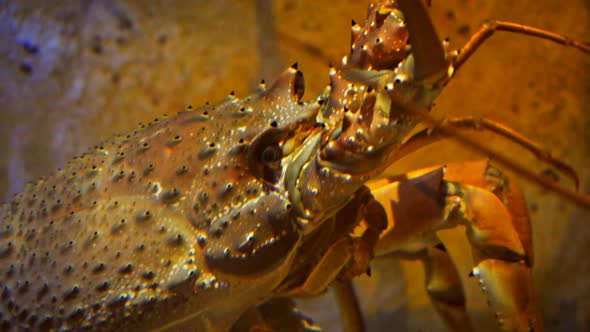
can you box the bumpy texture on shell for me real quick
[0,66,318,330]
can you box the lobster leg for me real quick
[284,190,388,298]
[453,20,590,75]
[393,237,474,332]
[333,280,365,332]
[392,116,579,188]
[421,242,474,332]
[231,298,322,332]
[367,159,539,331]
[395,0,448,84]
[275,186,389,332]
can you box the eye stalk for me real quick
[261,144,282,166]
[248,128,285,185]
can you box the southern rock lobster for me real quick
[1,0,589,331]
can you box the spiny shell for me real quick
[0,65,317,330]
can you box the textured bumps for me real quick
[0,65,318,330]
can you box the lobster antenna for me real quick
[407,106,590,209]
[453,20,590,73]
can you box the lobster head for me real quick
[196,0,453,276]
[291,0,454,227]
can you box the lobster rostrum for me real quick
[1,0,589,331]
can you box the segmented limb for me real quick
[396,0,448,83]
[275,186,388,332]
[392,0,589,209]
[452,20,590,75]
[394,238,474,332]
[231,298,321,332]
[230,305,274,332]
[367,159,539,331]
[399,112,590,208]
[393,116,579,189]
[423,242,474,332]
[333,280,365,332]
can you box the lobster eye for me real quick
[258,143,282,184]
[261,145,282,165]
[247,128,285,184]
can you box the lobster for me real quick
[1,0,589,331]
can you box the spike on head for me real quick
[351,21,362,48]
[293,71,305,100]
[264,66,305,102]
[345,1,409,71]
[257,79,266,92]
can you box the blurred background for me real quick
[1,0,589,331]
